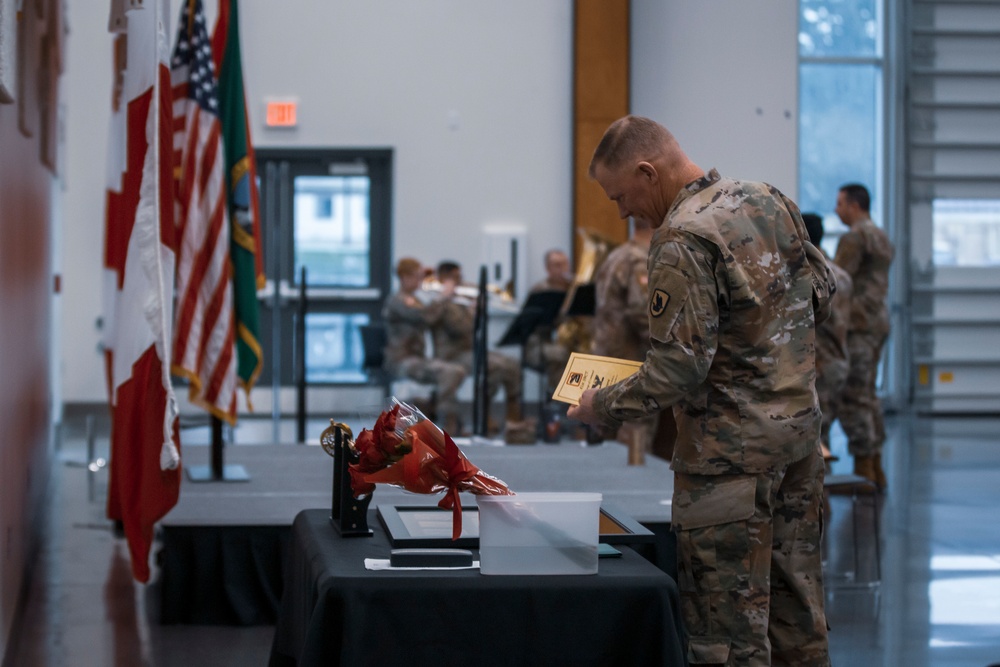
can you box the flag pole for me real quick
[211,415,224,479]
[186,415,250,482]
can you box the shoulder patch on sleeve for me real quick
[647,263,690,343]
[649,289,670,317]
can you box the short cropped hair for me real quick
[802,213,824,247]
[839,183,871,213]
[588,115,675,177]
[436,260,461,278]
[544,249,567,267]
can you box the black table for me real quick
[269,509,687,667]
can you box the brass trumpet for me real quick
[419,276,514,305]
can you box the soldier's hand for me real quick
[567,389,599,425]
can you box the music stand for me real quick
[562,282,596,317]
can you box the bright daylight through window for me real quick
[798,0,883,258]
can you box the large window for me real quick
[294,175,372,286]
[798,0,885,256]
[932,199,1000,267]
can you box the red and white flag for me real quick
[170,0,238,422]
[103,0,182,583]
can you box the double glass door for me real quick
[256,149,392,393]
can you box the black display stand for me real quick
[321,421,373,537]
[185,415,250,482]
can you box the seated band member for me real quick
[433,261,525,436]
[382,257,467,434]
[525,249,573,393]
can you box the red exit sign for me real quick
[266,100,298,128]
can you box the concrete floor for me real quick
[5,411,1000,666]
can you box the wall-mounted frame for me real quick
[377,502,655,549]
[0,0,16,104]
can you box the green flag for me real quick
[213,0,264,402]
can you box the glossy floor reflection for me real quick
[5,412,1000,666]
[823,415,1000,667]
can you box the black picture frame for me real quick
[376,501,655,548]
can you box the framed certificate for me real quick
[377,501,655,548]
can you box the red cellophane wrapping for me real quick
[349,400,514,539]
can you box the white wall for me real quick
[60,4,113,403]
[631,0,799,199]
[59,0,799,403]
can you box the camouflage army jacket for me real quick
[382,291,445,365]
[816,260,853,371]
[592,169,833,475]
[592,240,650,362]
[833,217,893,337]
[431,298,474,362]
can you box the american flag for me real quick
[170,0,238,422]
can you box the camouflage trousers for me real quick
[455,349,522,404]
[840,331,888,458]
[672,448,830,666]
[815,359,848,448]
[392,356,467,422]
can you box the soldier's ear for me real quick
[637,161,658,183]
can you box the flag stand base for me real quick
[185,464,251,483]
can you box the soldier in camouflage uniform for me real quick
[569,116,832,666]
[833,184,894,490]
[803,213,854,452]
[591,220,652,364]
[382,258,467,434]
[432,261,524,433]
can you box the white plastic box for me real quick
[477,492,602,575]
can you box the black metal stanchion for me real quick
[296,266,308,444]
[471,266,490,436]
[186,415,250,482]
[509,238,518,299]
[211,415,224,479]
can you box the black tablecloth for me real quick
[269,509,688,667]
[158,524,290,624]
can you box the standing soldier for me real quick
[803,213,854,456]
[569,115,832,665]
[382,258,467,435]
[833,184,894,490]
[591,218,675,463]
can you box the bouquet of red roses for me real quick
[349,400,514,539]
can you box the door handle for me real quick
[257,279,295,307]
